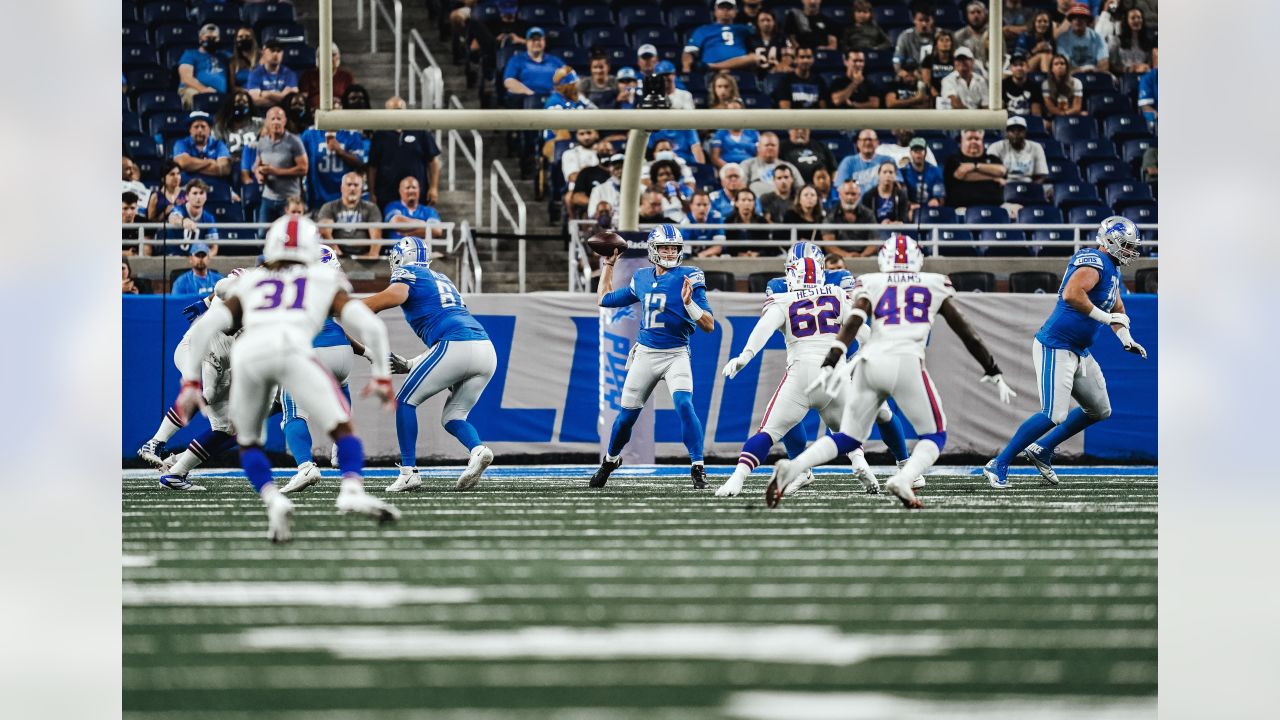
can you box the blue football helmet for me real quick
[1096,215,1142,265]
[646,224,684,269]
[784,242,825,290]
[388,236,432,270]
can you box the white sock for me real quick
[400,465,417,474]
[848,449,875,475]
[152,417,183,443]
[341,474,364,491]
[605,453,621,464]
[791,436,840,474]
[169,450,201,475]
[895,439,940,482]
[260,482,280,504]
[692,460,704,467]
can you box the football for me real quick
[587,230,628,257]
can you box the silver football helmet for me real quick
[647,224,684,269]
[1096,216,1142,265]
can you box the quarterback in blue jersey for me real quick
[592,225,717,489]
[363,237,498,492]
[983,217,1149,489]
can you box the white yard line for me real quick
[723,691,1155,720]
[122,582,478,608]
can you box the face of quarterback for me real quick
[655,243,681,263]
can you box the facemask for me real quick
[236,38,253,52]
[291,107,307,120]
[655,150,675,162]
[201,38,218,51]
[597,154,612,163]
[233,105,250,118]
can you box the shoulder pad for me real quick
[1072,251,1105,269]
[390,266,417,283]
[684,267,706,286]
[766,277,788,295]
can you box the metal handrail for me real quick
[446,95,484,228]
[454,221,483,294]
[407,28,444,111]
[122,221,455,252]
[369,0,403,98]
[489,160,528,292]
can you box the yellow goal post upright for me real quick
[313,0,1006,233]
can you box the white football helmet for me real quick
[877,233,924,273]
[263,215,322,264]
[784,241,825,290]
[647,224,685,269]
[1096,215,1142,265]
[388,236,432,270]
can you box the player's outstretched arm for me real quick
[362,283,410,313]
[598,250,640,308]
[1108,295,1147,359]
[723,303,785,379]
[681,276,715,332]
[334,290,396,409]
[938,298,1016,403]
[175,296,242,422]
[821,296,872,368]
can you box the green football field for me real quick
[123,465,1157,719]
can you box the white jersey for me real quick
[852,271,955,359]
[232,263,350,348]
[761,284,853,363]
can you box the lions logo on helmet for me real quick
[646,224,685,269]
[877,233,924,273]
[784,241,826,291]
[388,236,432,270]
[263,215,322,265]
[1096,215,1142,266]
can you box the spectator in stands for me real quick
[1003,52,1044,116]
[758,164,799,222]
[811,166,838,212]
[830,50,881,109]
[1049,0,1076,35]
[638,190,674,225]
[780,127,835,185]
[944,129,1006,211]
[643,140,697,191]
[921,30,957,96]
[1015,11,1056,74]
[123,192,144,256]
[579,55,616,109]
[877,128,937,168]
[635,45,659,77]
[171,243,225,296]
[213,90,263,177]
[785,185,832,243]
[884,57,933,109]
[652,62,694,111]
[829,180,880,255]
[709,162,747,218]
[301,117,369,209]
[562,128,600,203]
[122,259,143,295]
[178,23,231,110]
[252,105,308,226]
[570,141,615,220]
[835,129,895,195]
[1041,53,1085,121]
[122,156,150,209]
[722,188,773,257]
[613,67,639,110]
[285,195,307,216]
[987,116,1048,184]
[1111,7,1155,74]
[147,161,186,224]
[342,84,373,111]
[587,153,626,224]
[300,43,355,109]
[648,127,706,166]
[825,254,845,271]
[1094,0,1125,52]
[467,0,526,93]
[283,91,312,134]
[683,1,769,74]
[318,171,384,258]
[709,104,760,169]
[545,66,593,111]
[166,179,219,255]
[784,0,838,50]
[247,38,300,109]
[1141,145,1157,198]
[368,96,441,210]
[649,161,691,221]
[735,0,763,25]
[742,133,804,198]
[894,3,936,73]
[901,137,947,211]
[842,0,892,52]
[708,72,742,110]
[174,111,233,191]
[685,191,728,257]
[941,46,988,109]
[229,27,259,89]
[1055,4,1109,73]
[384,176,443,242]
[773,44,829,109]
[1138,46,1158,132]
[750,9,790,73]
[1001,0,1031,41]
[955,1,990,60]
[861,161,911,225]
[503,27,564,105]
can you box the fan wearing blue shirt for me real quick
[1138,48,1158,131]
[383,176,442,243]
[300,127,370,207]
[592,226,717,490]
[177,23,231,107]
[247,39,300,109]
[172,111,232,188]
[170,243,225,296]
[834,129,896,194]
[683,0,764,73]
[709,127,760,167]
[647,128,707,167]
[502,27,565,105]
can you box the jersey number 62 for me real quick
[789,296,841,337]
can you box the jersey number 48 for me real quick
[874,285,932,325]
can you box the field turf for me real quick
[123,465,1157,719]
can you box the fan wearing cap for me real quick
[1055,3,1109,73]
[940,46,989,109]
[986,116,1048,185]
[578,54,617,109]
[1002,52,1044,117]
[683,1,767,74]
[178,23,231,108]
[614,66,639,109]
[635,44,660,77]
[173,111,233,188]
[654,61,695,111]
[540,66,597,160]
[502,26,565,103]
[247,38,300,109]
[171,243,226,297]
[883,56,932,109]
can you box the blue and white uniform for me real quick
[685,22,756,66]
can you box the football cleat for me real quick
[691,464,709,490]
[137,439,167,470]
[852,452,881,494]
[280,461,322,494]
[1023,444,1060,486]
[715,472,745,498]
[159,473,206,491]
[456,445,494,491]
[884,475,924,509]
[160,453,179,474]
[266,492,294,543]
[764,460,802,509]
[897,459,926,490]
[588,457,622,488]
[983,459,1011,489]
[336,483,401,523]
[783,469,815,496]
[385,467,423,493]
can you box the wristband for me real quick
[849,307,868,323]
[829,340,848,356]
[1087,306,1112,325]
[684,300,704,322]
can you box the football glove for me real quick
[182,298,210,324]
[1115,327,1147,358]
[722,354,750,379]
[174,379,206,423]
[389,352,411,374]
[980,374,1017,404]
[361,376,397,410]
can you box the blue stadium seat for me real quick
[1021,205,1068,255]
[936,228,977,257]
[679,72,707,95]
[1069,138,1118,166]
[205,201,245,224]
[824,137,855,160]
[474,3,499,24]
[1020,206,1063,224]
[282,44,316,71]
[127,67,172,93]
[739,91,773,108]
[136,90,183,117]
[1121,138,1155,173]
[122,110,144,135]
[163,46,190,69]
[599,46,631,66]
[691,163,718,191]
[123,44,161,71]
[927,137,958,165]
[916,205,958,225]
[1105,114,1153,143]
[558,46,592,73]
[122,22,149,46]
[243,2,295,30]
[1039,138,1067,161]
[148,111,187,140]
[191,92,224,115]
[153,23,197,53]
[123,2,139,23]
[135,156,165,184]
[580,26,625,49]
[964,205,1010,226]
[932,5,963,28]
[825,4,851,25]
[1105,181,1154,210]
[631,27,678,48]
[1051,116,1098,144]
[519,3,563,26]
[261,22,306,44]
[1118,71,1143,101]
[195,2,241,28]
[875,5,912,31]
[1053,181,1102,210]
[1031,225,1074,256]
[863,49,892,73]
[1124,202,1157,226]
[813,49,843,73]
[618,6,662,30]
[1045,159,1082,183]
[141,2,188,29]
[1068,205,1113,226]
[654,44,682,64]
[1005,181,1048,206]
[218,227,257,243]
[123,133,162,161]
[1022,115,1048,139]
[539,24,572,47]
[1085,160,1132,185]
[1086,92,1131,119]
[1076,71,1116,96]
[565,6,613,30]
[982,228,1032,257]
[667,5,705,35]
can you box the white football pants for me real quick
[230,331,351,446]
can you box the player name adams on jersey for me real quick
[1036,248,1122,357]
[601,265,712,349]
[391,264,489,347]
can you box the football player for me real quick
[175,215,400,542]
[766,234,1015,509]
[591,225,716,489]
[983,216,1148,489]
[362,236,498,492]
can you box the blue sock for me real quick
[443,419,482,451]
[341,384,352,406]
[283,418,314,465]
[995,413,1058,466]
[672,391,704,462]
[738,431,774,471]
[780,424,808,459]
[1035,408,1100,454]
[829,432,862,456]
[396,403,419,467]
[876,414,910,463]
[335,434,364,477]
[239,446,274,494]
[607,407,642,457]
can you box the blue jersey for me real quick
[392,265,490,347]
[601,265,712,350]
[313,318,349,348]
[709,129,759,165]
[300,128,370,207]
[1036,248,1122,357]
[834,151,896,195]
[383,202,441,240]
[647,129,703,167]
[503,52,565,95]
[685,23,755,65]
[766,271,855,297]
[170,269,224,296]
[246,64,298,95]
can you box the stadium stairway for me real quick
[298,1,566,293]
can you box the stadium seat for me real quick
[191,92,224,115]
[1022,115,1048,139]
[538,24,571,47]
[153,23,197,53]
[823,5,851,26]
[195,2,241,28]
[1104,181,1154,210]
[1052,116,1098,144]
[691,163,719,191]
[282,44,317,71]
[932,5,963,29]
[1124,203,1158,242]
[1133,267,1158,293]
[519,3,563,25]
[654,44,682,64]
[580,27,624,49]
[135,157,164,184]
[1118,71,1143,101]
[1019,206,1063,224]
[1067,205,1113,226]
[205,201,245,224]
[747,272,781,294]
[122,22,148,46]
[123,44,161,71]
[964,205,1009,225]
[122,2,139,23]
[824,136,855,160]
[147,111,187,140]
[598,46,631,66]
[1085,161,1133,185]
[1022,206,1071,255]
[875,5,913,31]
[136,90,183,118]
[728,71,759,93]
[936,228,977,257]
[1086,92,1131,120]
[948,271,996,292]
[631,27,679,48]
[558,47,591,72]
[916,205,957,225]
[1121,138,1155,168]
[1039,138,1067,161]
[126,67,172,93]
[1053,182,1102,210]
[667,5,705,34]
[813,49,843,73]
[1069,138,1118,166]
[1105,114,1154,143]
[739,91,773,108]
[862,49,893,74]
[1076,71,1117,95]
[261,22,306,44]
[243,2,295,31]
[702,271,737,292]
[163,46,190,69]
[927,137,958,165]
[141,2,188,29]
[1004,181,1048,206]
[565,6,613,30]
[1009,271,1061,294]
[1045,159,1082,184]
[982,229,1032,257]
[122,110,144,135]
[679,72,707,95]
[617,6,662,29]
[123,133,161,161]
